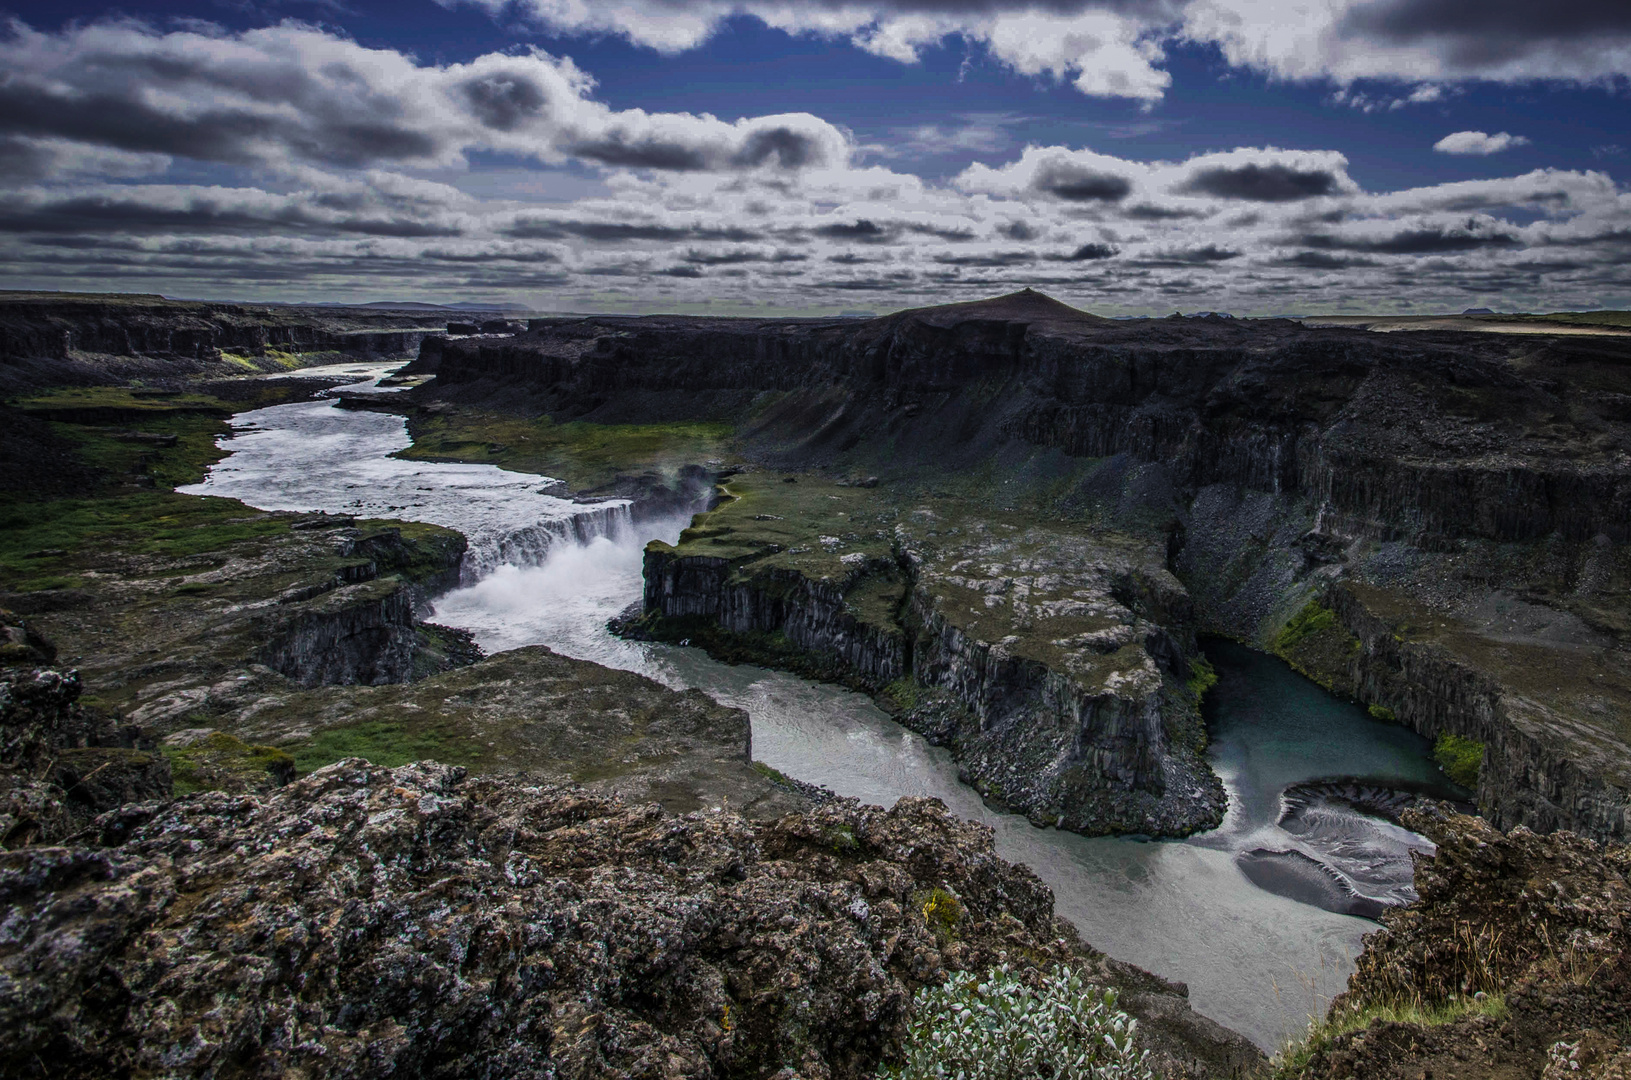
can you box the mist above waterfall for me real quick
[433,511,694,668]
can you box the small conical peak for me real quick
[892,288,1109,326]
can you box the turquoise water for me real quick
[194,377,1468,1051]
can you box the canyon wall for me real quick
[633,476,1225,837]
[418,291,1631,841]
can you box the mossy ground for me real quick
[399,408,733,489]
[1270,994,1508,1079]
[165,731,295,795]
[1,385,461,595]
[289,719,482,774]
[1271,599,1362,694]
[1433,733,1484,788]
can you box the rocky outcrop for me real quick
[0,759,1261,1079]
[0,294,446,364]
[630,473,1225,837]
[1326,583,1630,842]
[0,292,447,394]
[252,525,471,687]
[641,547,909,689]
[412,290,1631,545]
[1,668,170,848]
[1288,806,1631,1080]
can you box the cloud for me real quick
[1301,215,1523,253]
[1058,241,1119,260]
[1186,0,1631,87]
[0,20,853,179]
[432,1,1631,104]
[1175,149,1358,202]
[1434,130,1531,155]
[958,146,1143,203]
[1,20,1627,317]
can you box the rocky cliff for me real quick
[414,290,1631,843]
[0,290,448,393]
[627,473,1225,837]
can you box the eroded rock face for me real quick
[0,760,1260,1080]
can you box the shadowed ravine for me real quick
[189,369,1468,1051]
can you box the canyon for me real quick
[404,289,1631,844]
[3,288,1630,1077]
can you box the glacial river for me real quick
[185,364,1467,1051]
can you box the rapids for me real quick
[185,366,1469,1051]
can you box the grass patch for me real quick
[0,491,289,590]
[164,731,295,795]
[289,719,481,774]
[1433,732,1484,788]
[400,410,733,489]
[1271,993,1507,1079]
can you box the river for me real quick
[183,364,1467,1051]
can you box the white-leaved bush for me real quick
[885,965,1158,1080]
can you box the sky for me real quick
[0,0,1627,315]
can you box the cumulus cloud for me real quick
[1,15,1628,315]
[1433,130,1531,155]
[435,0,1631,104]
[1174,149,1358,201]
[0,20,852,178]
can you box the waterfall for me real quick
[457,500,637,585]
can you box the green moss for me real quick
[914,887,965,938]
[881,678,922,712]
[289,719,482,774]
[1271,599,1363,695]
[822,823,860,852]
[1433,732,1484,788]
[1271,994,1507,1079]
[751,760,791,785]
[164,732,295,795]
[399,409,733,489]
[1368,703,1397,722]
[1186,655,1218,702]
[1275,600,1338,652]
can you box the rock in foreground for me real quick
[0,760,1259,1079]
[1286,806,1631,1079]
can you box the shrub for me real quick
[1433,733,1484,789]
[1367,703,1396,722]
[885,965,1155,1080]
